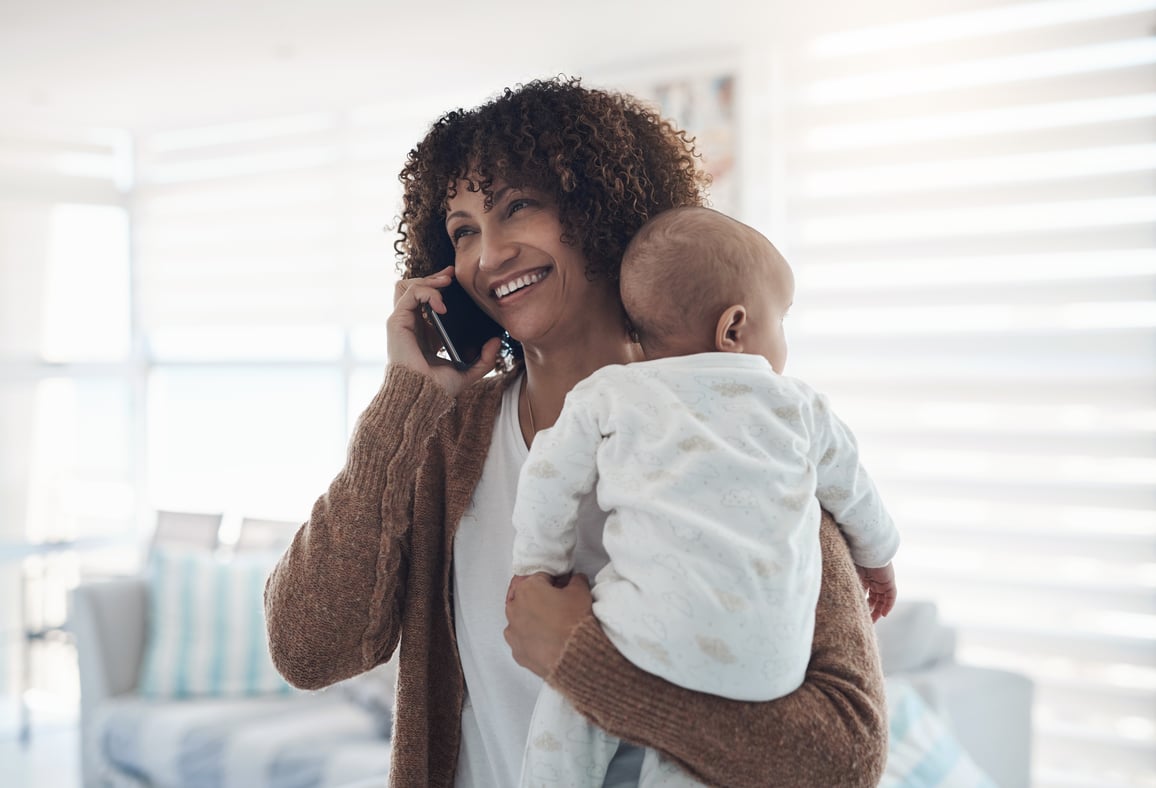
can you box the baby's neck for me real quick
[638,334,717,361]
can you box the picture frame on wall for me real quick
[591,54,741,216]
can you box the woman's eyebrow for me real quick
[444,186,516,227]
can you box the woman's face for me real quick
[444,179,620,349]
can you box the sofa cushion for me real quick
[139,549,291,698]
[96,693,390,788]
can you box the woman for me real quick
[265,77,887,788]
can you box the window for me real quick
[0,132,136,544]
[146,367,346,519]
[769,1,1156,784]
[0,128,135,716]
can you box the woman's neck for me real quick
[518,322,642,441]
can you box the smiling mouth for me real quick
[493,269,548,299]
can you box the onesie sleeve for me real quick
[511,390,605,577]
[807,389,900,569]
[264,364,455,689]
[548,513,888,787]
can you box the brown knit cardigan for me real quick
[265,364,887,787]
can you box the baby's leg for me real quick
[520,685,620,788]
[639,748,709,788]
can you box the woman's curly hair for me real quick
[395,76,708,283]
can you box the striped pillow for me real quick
[139,549,294,698]
[881,678,996,788]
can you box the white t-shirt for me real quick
[453,377,638,787]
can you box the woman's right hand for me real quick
[387,265,503,397]
[505,572,594,680]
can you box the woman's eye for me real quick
[508,198,531,215]
[450,227,476,244]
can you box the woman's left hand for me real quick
[504,572,593,678]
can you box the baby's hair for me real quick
[621,207,779,355]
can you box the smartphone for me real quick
[423,278,506,369]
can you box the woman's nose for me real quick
[478,231,517,271]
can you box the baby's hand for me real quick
[855,562,897,622]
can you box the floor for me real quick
[0,693,82,788]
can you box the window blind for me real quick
[770,1,1156,785]
[133,104,442,362]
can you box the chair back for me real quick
[235,517,299,553]
[151,510,222,553]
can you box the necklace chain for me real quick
[525,381,537,434]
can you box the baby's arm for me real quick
[806,388,901,610]
[511,397,604,578]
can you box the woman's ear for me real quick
[715,305,748,352]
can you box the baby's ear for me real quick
[715,305,748,352]
[624,316,641,345]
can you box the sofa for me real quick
[70,573,1033,788]
[69,550,396,788]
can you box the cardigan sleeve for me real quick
[547,512,888,788]
[264,363,455,690]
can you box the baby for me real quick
[511,206,899,788]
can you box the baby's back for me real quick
[577,352,825,701]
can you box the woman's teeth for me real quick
[494,270,546,298]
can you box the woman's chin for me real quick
[499,315,549,347]
[501,325,533,346]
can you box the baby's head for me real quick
[620,207,794,373]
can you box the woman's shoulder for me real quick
[434,369,517,442]
[456,368,519,408]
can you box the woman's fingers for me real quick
[386,267,463,382]
[386,265,503,395]
[506,573,530,603]
[459,336,504,385]
[393,265,453,309]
